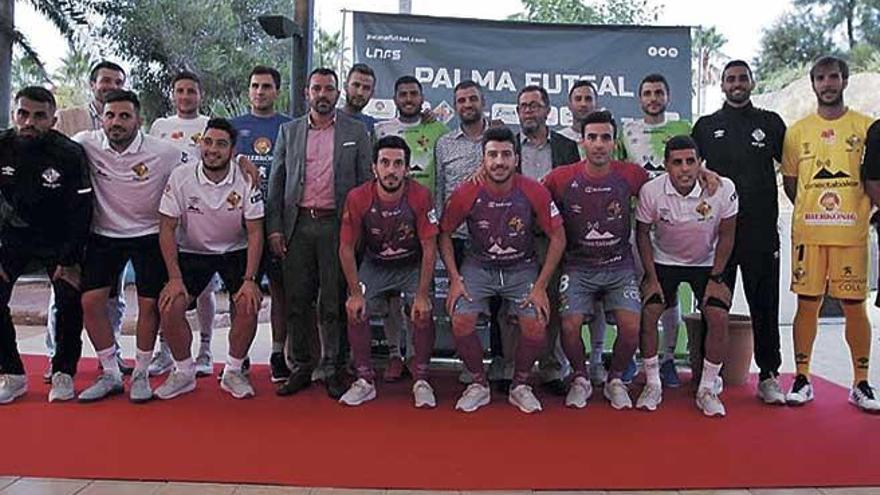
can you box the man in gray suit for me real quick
[267,68,372,399]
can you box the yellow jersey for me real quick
[781,110,873,246]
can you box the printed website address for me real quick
[366,33,427,44]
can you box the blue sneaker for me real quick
[621,358,638,384]
[660,359,681,388]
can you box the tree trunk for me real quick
[847,0,856,49]
[0,0,13,129]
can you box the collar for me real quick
[663,174,702,198]
[520,129,550,148]
[451,118,490,141]
[101,130,144,155]
[722,101,754,113]
[197,162,236,186]
[308,111,337,130]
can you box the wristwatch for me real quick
[242,274,258,282]
[708,272,725,284]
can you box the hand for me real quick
[698,166,721,196]
[521,285,549,323]
[410,292,433,324]
[702,279,732,308]
[52,264,81,290]
[159,278,189,312]
[445,276,472,316]
[346,293,367,323]
[268,232,287,258]
[640,276,664,305]
[0,263,9,284]
[236,155,261,189]
[420,108,437,124]
[466,166,487,185]
[233,280,262,315]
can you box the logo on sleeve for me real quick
[1,165,14,176]
[250,190,264,204]
[549,201,560,218]
[427,208,439,224]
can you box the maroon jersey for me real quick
[441,174,562,268]
[543,160,647,269]
[340,179,439,265]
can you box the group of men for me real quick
[0,54,878,417]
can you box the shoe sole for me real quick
[785,397,813,406]
[508,395,542,413]
[0,387,28,404]
[339,391,376,406]
[849,397,880,413]
[270,374,290,383]
[603,389,632,410]
[221,383,255,400]
[636,402,660,411]
[455,395,490,413]
[414,398,436,408]
[156,382,196,400]
[48,391,75,403]
[78,387,124,403]
[130,393,154,404]
[758,394,787,405]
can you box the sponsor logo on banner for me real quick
[365,99,396,120]
[365,47,402,60]
[491,104,518,125]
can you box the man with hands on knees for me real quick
[635,135,738,417]
[156,118,265,400]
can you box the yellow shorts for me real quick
[790,243,868,299]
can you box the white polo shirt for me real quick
[159,162,264,255]
[75,130,187,238]
[149,115,210,151]
[636,174,738,267]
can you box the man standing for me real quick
[635,136,738,417]
[439,126,565,413]
[781,56,879,412]
[0,87,92,404]
[231,66,292,383]
[269,68,372,399]
[75,90,187,403]
[692,60,787,405]
[156,118,264,400]
[515,84,580,396]
[557,80,598,148]
[148,70,218,378]
[341,63,378,136]
[338,136,439,407]
[618,73,692,387]
[543,110,646,410]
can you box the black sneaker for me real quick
[270,352,291,383]
[785,373,814,406]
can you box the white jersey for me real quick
[635,174,738,267]
[149,115,210,151]
[75,130,187,238]
[159,162,264,255]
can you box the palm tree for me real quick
[692,26,728,115]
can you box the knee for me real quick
[703,307,729,331]
[81,291,105,317]
[520,319,546,340]
[451,314,477,337]
[561,316,583,337]
[642,303,664,324]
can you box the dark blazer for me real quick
[515,130,581,171]
[267,111,372,241]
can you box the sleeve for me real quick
[148,119,160,137]
[158,173,182,218]
[771,112,787,164]
[59,143,94,266]
[355,125,372,185]
[691,117,707,150]
[243,177,265,220]
[634,181,656,224]
[720,180,739,219]
[624,162,649,195]
[440,184,477,234]
[862,121,880,181]
[541,167,564,203]
[412,186,440,240]
[522,179,563,235]
[339,187,366,247]
[266,122,288,235]
[780,125,800,177]
[434,141,446,214]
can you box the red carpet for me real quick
[1,355,878,490]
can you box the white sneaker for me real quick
[849,381,880,413]
[339,378,376,406]
[455,383,490,412]
[129,370,153,403]
[78,371,123,402]
[636,382,663,411]
[155,370,196,400]
[0,374,27,404]
[48,372,74,402]
[696,387,726,417]
[757,376,786,405]
[148,348,173,376]
[603,378,632,410]
[508,384,542,413]
[195,351,213,377]
[221,369,255,399]
[412,380,436,408]
[786,375,814,406]
[565,376,592,408]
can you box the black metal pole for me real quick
[291,0,311,117]
[0,0,14,129]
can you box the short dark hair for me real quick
[373,135,411,166]
[638,73,669,96]
[810,55,849,81]
[721,60,753,81]
[517,84,550,107]
[204,117,237,146]
[308,67,339,87]
[394,75,422,94]
[171,70,201,89]
[454,80,483,97]
[103,89,140,112]
[481,125,517,153]
[89,61,125,83]
[568,79,597,100]
[579,110,617,138]
[664,135,701,161]
[250,66,282,89]
[15,86,56,109]
[347,63,375,82]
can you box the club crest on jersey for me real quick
[751,128,766,148]
[793,265,806,283]
[190,132,202,145]
[186,196,203,214]
[397,222,415,241]
[41,167,61,188]
[695,200,712,220]
[606,199,622,219]
[131,162,149,180]
[507,216,525,234]
[253,137,272,156]
[846,134,862,152]
[226,191,242,210]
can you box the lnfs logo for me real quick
[365,47,401,60]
